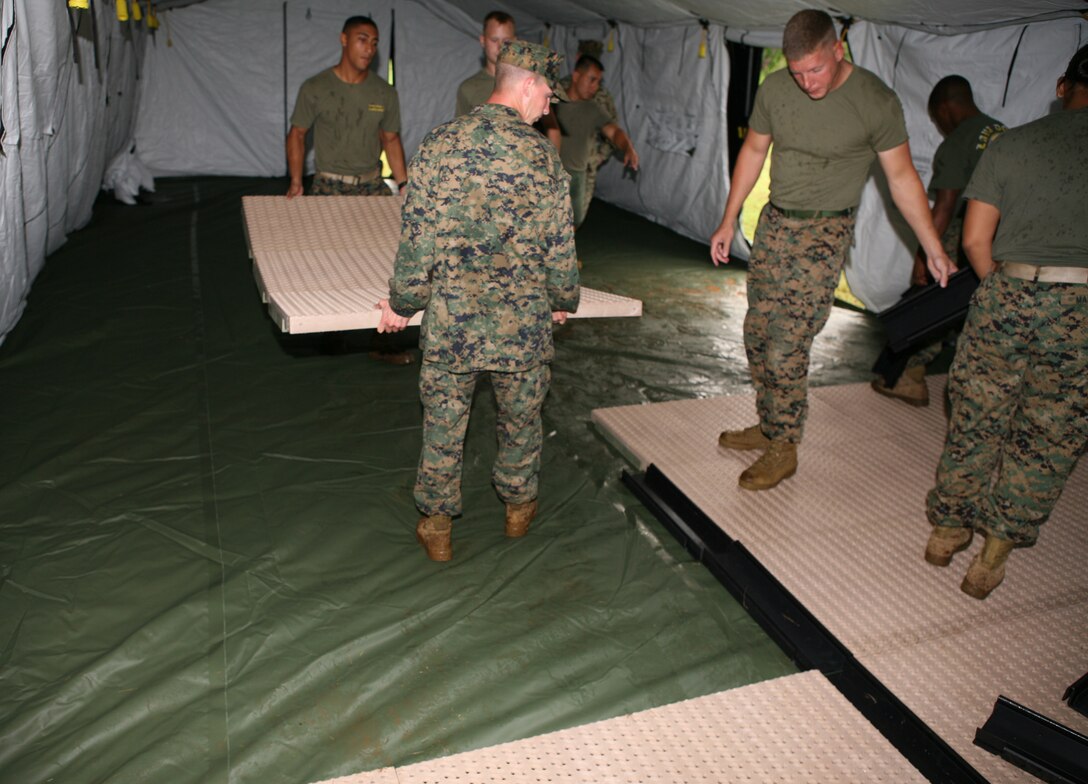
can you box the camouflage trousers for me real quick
[310,173,392,196]
[927,272,1088,544]
[415,362,551,517]
[744,204,855,442]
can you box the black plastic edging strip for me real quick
[622,464,987,784]
[1064,671,1088,719]
[975,695,1088,783]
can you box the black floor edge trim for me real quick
[1064,672,1088,719]
[622,463,987,784]
[975,695,1088,783]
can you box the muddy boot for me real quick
[871,365,929,407]
[924,525,973,566]
[718,424,771,451]
[961,535,1015,599]
[738,440,797,491]
[416,514,452,561]
[505,499,538,538]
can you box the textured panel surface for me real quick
[310,672,924,784]
[593,378,1088,783]
[242,196,642,333]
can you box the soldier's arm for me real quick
[961,199,1000,280]
[601,123,638,170]
[912,186,961,284]
[710,128,770,266]
[387,158,436,316]
[878,141,953,287]
[380,130,409,189]
[543,173,580,314]
[286,126,308,198]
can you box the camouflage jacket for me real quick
[389,103,580,372]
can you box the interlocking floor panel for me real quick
[311,671,925,784]
[592,377,1088,782]
[242,196,643,333]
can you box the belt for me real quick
[316,169,381,185]
[996,261,1088,284]
[770,203,854,219]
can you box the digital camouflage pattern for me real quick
[309,174,391,196]
[388,98,578,518]
[416,363,550,515]
[927,273,1088,544]
[744,205,855,442]
[388,102,579,372]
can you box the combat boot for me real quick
[738,440,797,491]
[416,514,452,561]
[718,424,771,451]
[871,365,929,407]
[924,525,973,566]
[505,499,538,538]
[961,535,1015,599]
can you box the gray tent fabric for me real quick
[1,0,1086,341]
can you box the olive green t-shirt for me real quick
[930,113,1007,192]
[290,69,401,175]
[749,66,908,210]
[456,69,494,117]
[964,107,1088,267]
[554,99,612,173]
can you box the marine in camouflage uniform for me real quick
[285,15,407,199]
[872,77,1006,406]
[709,10,953,491]
[380,41,579,559]
[925,46,1088,599]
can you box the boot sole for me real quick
[960,575,1002,600]
[870,380,929,407]
[738,465,796,491]
[416,530,451,561]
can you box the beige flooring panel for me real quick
[309,671,922,784]
[592,379,1088,781]
[242,195,642,333]
[860,602,1088,784]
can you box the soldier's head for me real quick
[480,11,516,71]
[783,10,846,101]
[340,16,379,74]
[570,55,605,101]
[1058,44,1088,110]
[494,41,567,123]
[928,76,979,136]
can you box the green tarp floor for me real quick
[1,177,892,783]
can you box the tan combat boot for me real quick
[718,424,771,451]
[416,514,453,561]
[871,365,929,407]
[505,499,538,538]
[924,525,973,566]
[960,535,1015,599]
[738,440,797,491]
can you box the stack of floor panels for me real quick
[313,670,925,783]
[241,196,642,334]
[591,376,1088,783]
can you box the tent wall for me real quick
[847,18,1087,311]
[0,2,146,344]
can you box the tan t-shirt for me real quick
[290,69,401,175]
[749,66,907,210]
[554,99,612,173]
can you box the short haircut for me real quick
[494,62,538,92]
[782,10,837,61]
[343,15,377,35]
[574,54,604,73]
[1064,44,1088,87]
[928,75,974,112]
[483,11,515,32]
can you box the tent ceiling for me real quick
[154,0,1087,34]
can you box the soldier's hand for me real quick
[376,299,410,333]
[286,181,304,199]
[624,148,640,171]
[552,311,569,325]
[926,248,955,288]
[710,223,734,267]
